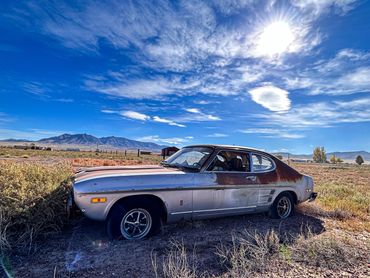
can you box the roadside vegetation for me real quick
[0,150,369,277]
[0,161,73,254]
[294,163,370,230]
[0,146,163,167]
[153,227,369,277]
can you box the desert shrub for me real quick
[216,229,280,275]
[291,234,366,270]
[0,161,73,253]
[152,240,202,278]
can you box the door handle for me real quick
[245,176,257,182]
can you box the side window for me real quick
[251,154,274,172]
[207,151,250,172]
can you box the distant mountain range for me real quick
[275,151,370,161]
[1,133,165,151]
[1,133,369,160]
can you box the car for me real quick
[68,145,317,240]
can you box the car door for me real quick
[250,152,278,208]
[192,150,260,219]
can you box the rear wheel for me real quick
[106,203,161,240]
[269,192,294,219]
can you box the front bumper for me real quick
[308,192,318,202]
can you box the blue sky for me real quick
[0,0,370,153]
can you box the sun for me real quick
[256,21,295,57]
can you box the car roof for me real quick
[184,144,271,156]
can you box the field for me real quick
[0,148,369,277]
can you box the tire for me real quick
[106,202,161,240]
[269,192,294,219]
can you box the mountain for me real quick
[274,151,370,161]
[36,133,165,151]
[0,138,32,142]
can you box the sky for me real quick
[0,0,370,154]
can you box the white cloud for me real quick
[256,97,370,128]
[137,135,193,145]
[102,110,185,127]
[284,49,370,95]
[12,0,341,73]
[120,111,150,121]
[185,108,201,114]
[101,109,116,114]
[292,0,357,15]
[239,128,304,139]
[87,78,175,100]
[152,116,186,127]
[248,86,291,112]
[178,108,221,122]
[206,133,229,138]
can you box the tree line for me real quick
[312,146,364,165]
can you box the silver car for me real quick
[69,145,317,240]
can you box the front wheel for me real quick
[107,204,160,240]
[269,192,294,219]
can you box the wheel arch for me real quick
[276,190,298,204]
[107,194,168,223]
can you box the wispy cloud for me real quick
[137,135,193,145]
[152,116,185,127]
[256,97,370,128]
[240,128,304,139]
[102,109,186,127]
[120,111,150,121]
[284,49,370,95]
[292,0,357,15]
[206,133,229,138]
[7,0,353,100]
[178,108,221,122]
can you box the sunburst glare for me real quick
[256,21,295,57]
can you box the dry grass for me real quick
[154,228,369,277]
[0,161,73,253]
[218,228,369,277]
[216,230,280,276]
[152,240,203,278]
[0,146,163,164]
[294,163,370,230]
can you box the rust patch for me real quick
[258,158,303,184]
[215,173,257,185]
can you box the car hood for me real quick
[74,165,183,183]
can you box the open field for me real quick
[0,151,369,277]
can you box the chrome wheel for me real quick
[120,208,152,239]
[277,196,292,218]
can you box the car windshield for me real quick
[162,147,213,170]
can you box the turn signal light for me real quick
[91,197,107,203]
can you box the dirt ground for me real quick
[7,206,369,278]
[2,156,369,277]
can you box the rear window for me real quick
[251,154,274,172]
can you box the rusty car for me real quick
[68,145,317,240]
